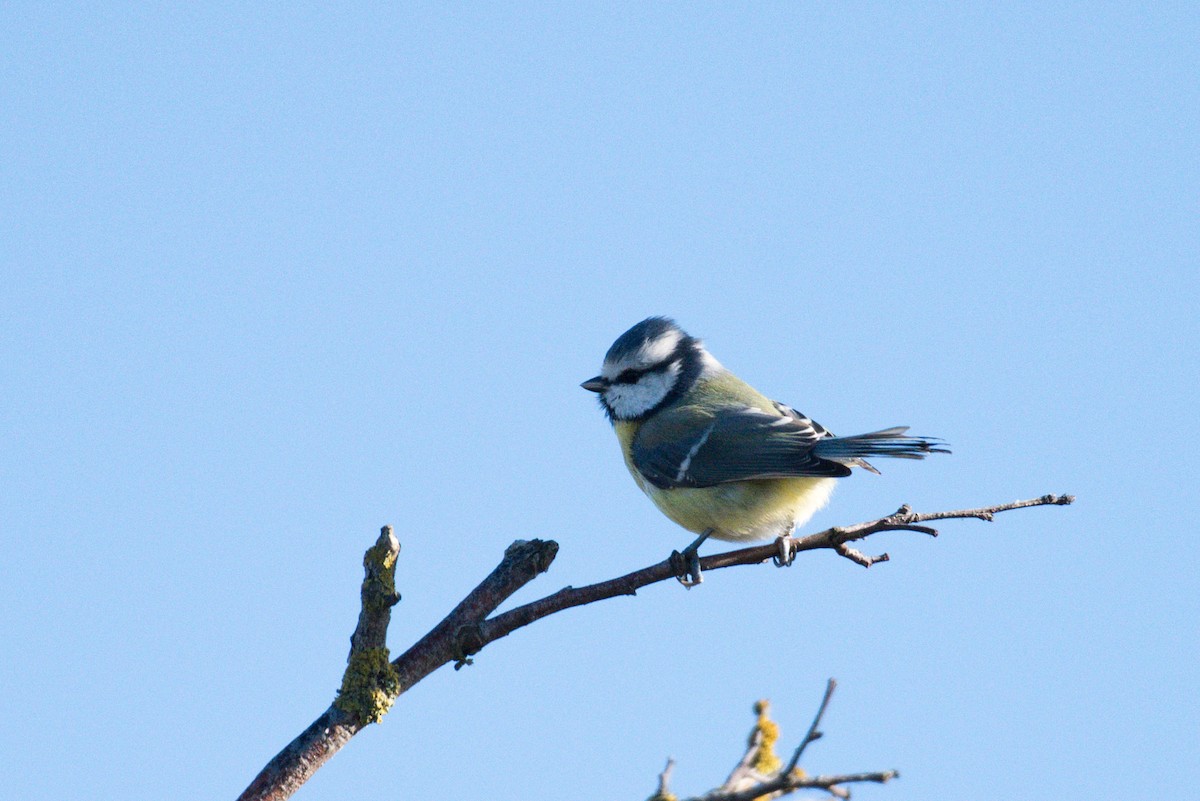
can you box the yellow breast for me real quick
[613,420,836,542]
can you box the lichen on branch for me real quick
[335,647,400,725]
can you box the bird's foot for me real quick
[772,535,798,568]
[773,524,798,567]
[669,549,704,587]
[670,529,714,588]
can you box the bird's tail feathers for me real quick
[814,426,949,465]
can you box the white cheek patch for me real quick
[604,361,681,419]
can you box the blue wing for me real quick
[631,405,852,490]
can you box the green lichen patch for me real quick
[334,647,400,725]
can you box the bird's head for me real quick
[581,317,718,421]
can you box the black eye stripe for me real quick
[616,369,641,384]
[614,358,680,385]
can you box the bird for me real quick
[581,317,947,585]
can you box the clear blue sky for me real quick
[2,4,1196,800]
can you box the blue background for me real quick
[3,4,1196,800]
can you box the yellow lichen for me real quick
[750,699,782,775]
[334,647,400,725]
[361,541,399,613]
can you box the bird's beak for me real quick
[580,376,608,393]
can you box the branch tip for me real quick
[504,538,559,575]
[835,543,889,568]
[649,758,677,801]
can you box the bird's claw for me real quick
[773,536,797,568]
[669,549,704,587]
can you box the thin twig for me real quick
[701,770,898,801]
[784,678,836,774]
[648,758,676,801]
[783,493,1075,568]
[481,495,1074,648]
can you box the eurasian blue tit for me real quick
[582,317,947,584]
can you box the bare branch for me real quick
[703,771,898,801]
[237,495,1072,799]
[238,536,558,801]
[237,705,359,801]
[391,538,558,681]
[482,495,1074,648]
[784,494,1076,568]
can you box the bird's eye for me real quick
[616,369,640,384]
